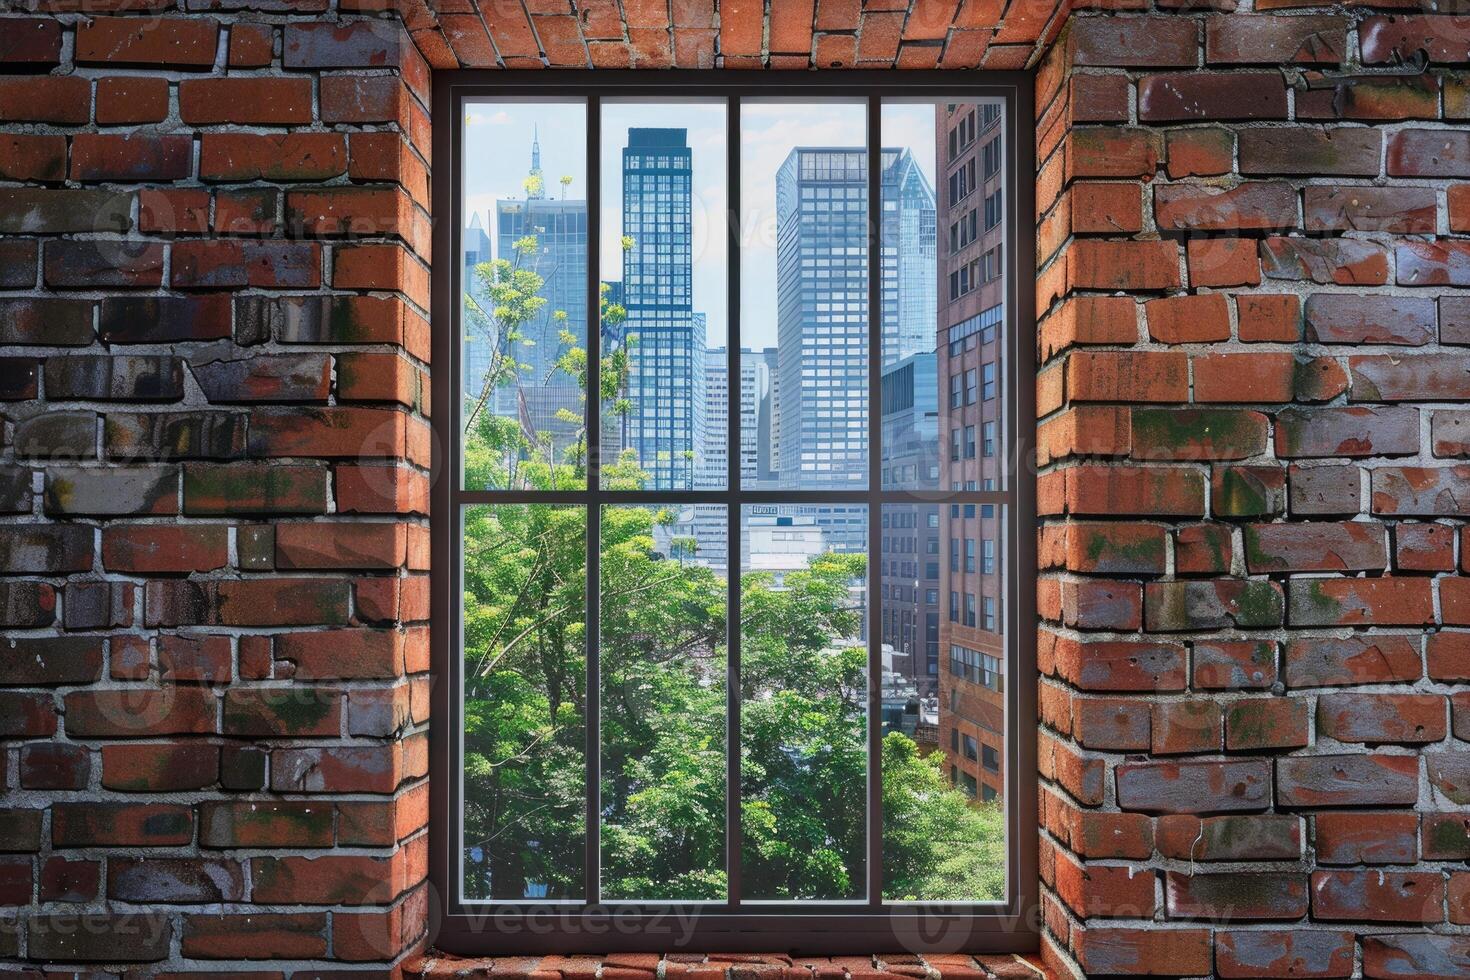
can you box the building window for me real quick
[983,745,1001,773]
[435,75,1030,952]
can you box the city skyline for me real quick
[463,100,938,352]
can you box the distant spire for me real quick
[528,126,545,200]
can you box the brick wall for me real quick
[6,1,1470,978]
[0,3,434,975]
[1035,9,1470,979]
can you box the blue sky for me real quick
[462,99,943,351]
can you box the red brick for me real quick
[0,135,66,183]
[1311,871,1443,923]
[70,134,192,182]
[1139,72,1289,121]
[95,75,169,124]
[1315,812,1418,865]
[1075,927,1212,977]
[0,17,62,65]
[181,77,313,125]
[1165,127,1234,178]
[1145,294,1230,344]
[1216,930,1353,979]
[1156,181,1298,232]
[0,76,90,125]
[228,22,274,66]
[76,16,219,67]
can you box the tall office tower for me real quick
[770,147,936,561]
[935,102,1007,804]
[618,128,708,490]
[480,132,589,449]
[882,150,939,368]
[773,147,937,493]
[880,353,942,693]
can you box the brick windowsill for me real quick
[408,953,1051,980]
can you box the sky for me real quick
[462,99,955,351]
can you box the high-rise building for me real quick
[880,353,942,693]
[616,128,708,490]
[473,130,589,451]
[935,102,1007,804]
[773,147,936,493]
[882,150,939,369]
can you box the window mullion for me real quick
[864,93,883,908]
[725,94,743,910]
[585,93,602,907]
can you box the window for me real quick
[433,73,1031,953]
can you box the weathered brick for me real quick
[1304,185,1437,234]
[1277,754,1419,807]
[1316,812,1419,865]
[1226,697,1309,751]
[1311,870,1443,923]
[1216,930,1354,980]
[1139,72,1288,121]
[183,463,329,515]
[1239,127,1379,176]
[1244,522,1386,573]
[1144,580,1284,631]
[76,16,219,66]
[1373,466,1470,516]
[27,913,172,962]
[1275,407,1419,459]
[1286,634,1421,688]
[1207,13,1346,64]
[1262,237,1389,286]
[1116,759,1271,814]
[1166,870,1308,920]
[1155,182,1298,231]
[1156,813,1301,861]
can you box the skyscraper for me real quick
[773,147,937,493]
[935,102,1007,804]
[472,130,589,450]
[880,353,942,692]
[616,128,709,490]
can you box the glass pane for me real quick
[884,99,1008,495]
[461,504,587,901]
[882,501,1007,902]
[741,103,869,491]
[600,102,727,490]
[740,504,868,899]
[461,100,589,490]
[600,504,728,900]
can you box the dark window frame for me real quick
[430,69,1037,955]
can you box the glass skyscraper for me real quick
[616,128,709,490]
[773,146,937,493]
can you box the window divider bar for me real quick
[864,94,883,909]
[725,94,743,910]
[452,489,1016,506]
[585,93,602,907]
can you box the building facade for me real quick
[935,102,1007,803]
[880,353,942,693]
[617,128,708,490]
